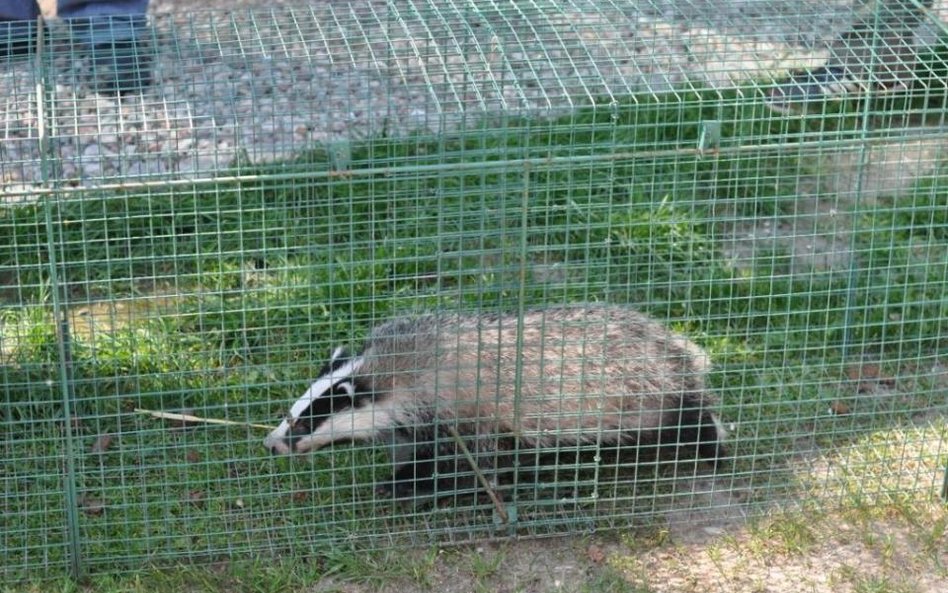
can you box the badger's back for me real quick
[356,304,714,446]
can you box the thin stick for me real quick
[134,408,275,431]
[136,408,508,519]
[445,424,509,524]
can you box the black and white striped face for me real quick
[264,347,370,455]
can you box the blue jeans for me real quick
[1,1,149,44]
[0,1,149,20]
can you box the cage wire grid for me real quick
[1,0,947,580]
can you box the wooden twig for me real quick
[134,408,275,431]
[136,409,508,519]
[444,424,509,524]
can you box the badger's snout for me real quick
[265,437,292,455]
[265,413,326,455]
[264,419,304,455]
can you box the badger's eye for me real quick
[334,380,355,397]
[287,379,357,431]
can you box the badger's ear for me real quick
[315,346,352,378]
[330,346,350,363]
[332,379,356,397]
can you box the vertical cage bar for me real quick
[504,156,532,530]
[838,0,891,364]
[942,459,948,502]
[34,16,84,580]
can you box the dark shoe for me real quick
[70,15,153,95]
[90,37,153,95]
[765,66,866,113]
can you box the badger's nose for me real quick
[263,432,293,455]
[266,440,292,455]
[264,418,300,455]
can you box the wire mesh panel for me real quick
[1,0,947,581]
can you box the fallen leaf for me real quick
[90,434,113,454]
[828,401,851,416]
[587,544,606,565]
[848,363,896,391]
[847,363,880,381]
[186,490,205,506]
[291,490,309,503]
[78,496,105,516]
[185,450,201,464]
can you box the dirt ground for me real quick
[302,422,948,593]
[305,502,947,593]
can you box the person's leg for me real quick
[57,0,149,17]
[57,0,149,45]
[58,0,152,94]
[0,1,41,59]
[0,1,41,21]
[1,0,152,94]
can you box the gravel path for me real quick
[2,1,945,194]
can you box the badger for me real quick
[264,303,727,499]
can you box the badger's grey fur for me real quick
[265,303,727,498]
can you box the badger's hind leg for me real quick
[663,403,728,467]
[442,432,508,498]
[696,410,728,466]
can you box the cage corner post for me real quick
[34,15,84,580]
[942,459,948,503]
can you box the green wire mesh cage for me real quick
[1,0,946,581]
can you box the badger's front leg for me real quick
[376,427,501,500]
[376,427,437,499]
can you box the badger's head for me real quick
[264,347,372,455]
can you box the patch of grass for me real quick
[3,558,328,593]
[849,575,921,593]
[916,510,947,561]
[467,546,506,585]
[1,541,648,593]
[1,86,863,299]
[607,496,946,593]
[798,422,948,510]
[579,567,649,593]
[617,526,670,554]
[747,511,818,555]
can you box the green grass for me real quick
[2,545,645,593]
[1,83,946,582]
[3,559,333,593]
